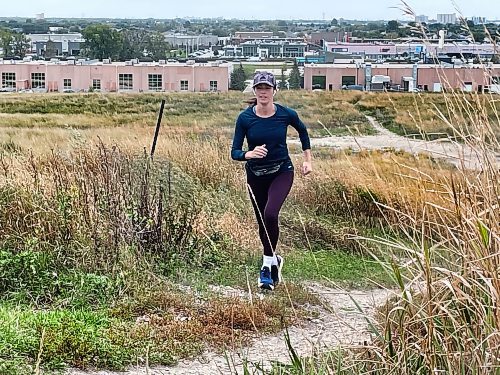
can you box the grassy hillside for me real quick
[0,89,498,374]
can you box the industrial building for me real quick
[223,40,307,58]
[322,41,498,62]
[303,63,500,93]
[27,33,84,57]
[0,59,230,93]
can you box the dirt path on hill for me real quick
[67,284,393,375]
[291,116,500,170]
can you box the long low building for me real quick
[0,59,231,93]
[304,63,500,92]
[323,42,499,61]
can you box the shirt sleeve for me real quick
[289,108,311,151]
[231,113,247,161]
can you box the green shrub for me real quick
[0,249,59,304]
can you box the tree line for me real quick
[81,24,172,61]
[0,29,30,58]
[0,24,172,61]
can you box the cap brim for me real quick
[252,82,274,88]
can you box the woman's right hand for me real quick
[245,144,267,159]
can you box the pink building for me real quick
[0,60,231,93]
[304,63,500,92]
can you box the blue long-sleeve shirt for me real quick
[231,104,311,165]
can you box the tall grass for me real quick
[0,141,306,371]
[365,61,500,375]
[249,4,499,373]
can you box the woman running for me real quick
[231,71,312,290]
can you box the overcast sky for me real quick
[2,0,499,21]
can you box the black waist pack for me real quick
[247,161,284,176]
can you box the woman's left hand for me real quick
[301,161,312,176]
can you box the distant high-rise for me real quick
[35,13,45,20]
[471,16,486,25]
[437,13,457,24]
[415,15,429,24]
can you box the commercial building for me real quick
[0,59,230,93]
[163,34,219,50]
[322,41,498,62]
[231,32,274,44]
[303,63,500,92]
[308,31,352,46]
[224,40,307,58]
[27,33,84,57]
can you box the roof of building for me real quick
[0,59,231,68]
[304,62,500,69]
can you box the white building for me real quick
[415,15,429,24]
[437,13,457,24]
[27,33,84,57]
[163,34,218,50]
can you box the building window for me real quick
[92,79,101,90]
[311,75,326,90]
[31,72,45,89]
[63,79,72,90]
[341,76,356,86]
[209,80,218,91]
[148,74,163,91]
[180,80,189,91]
[1,72,16,89]
[119,73,133,90]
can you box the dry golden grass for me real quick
[0,125,475,237]
[1,84,498,373]
[357,91,500,139]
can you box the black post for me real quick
[150,99,166,160]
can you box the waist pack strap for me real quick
[247,161,284,176]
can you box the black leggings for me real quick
[246,170,294,256]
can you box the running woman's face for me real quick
[254,84,274,104]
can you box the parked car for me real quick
[342,84,364,91]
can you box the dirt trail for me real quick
[291,116,500,170]
[67,284,393,375]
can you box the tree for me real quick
[387,20,399,32]
[45,39,58,58]
[0,29,13,57]
[288,60,301,90]
[279,68,287,90]
[212,28,229,37]
[146,31,170,61]
[119,28,148,60]
[81,24,122,60]
[230,63,246,91]
[0,29,29,58]
[330,18,338,27]
[472,30,486,43]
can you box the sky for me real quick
[2,0,499,21]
